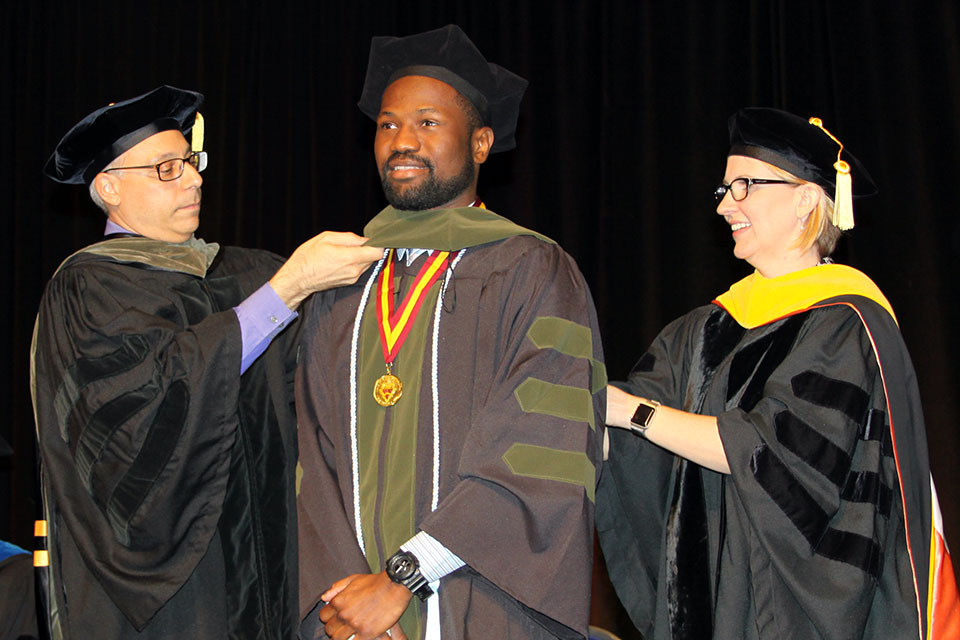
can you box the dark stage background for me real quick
[3,2,959,637]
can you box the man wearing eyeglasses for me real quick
[31,85,382,639]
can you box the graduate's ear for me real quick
[94,173,121,207]
[472,126,494,165]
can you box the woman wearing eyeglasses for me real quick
[597,108,958,639]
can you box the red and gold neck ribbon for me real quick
[376,248,451,363]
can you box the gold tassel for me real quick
[808,117,855,230]
[192,112,205,153]
[832,159,854,230]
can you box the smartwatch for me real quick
[385,550,434,601]
[629,399,661,437]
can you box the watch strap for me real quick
[403,572,433,601]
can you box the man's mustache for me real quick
[384,152,434,171]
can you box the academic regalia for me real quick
[297,205,605,639]
[31,238,299,639]
[597,264,959,639]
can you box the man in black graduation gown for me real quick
[31,86,383,639]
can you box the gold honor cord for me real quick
[34,519,48,568]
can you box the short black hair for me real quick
[454,90,484,135]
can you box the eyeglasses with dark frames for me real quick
[714,177,796,202]
[103,151,208,182]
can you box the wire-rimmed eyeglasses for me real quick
[103,151,208,182]
[714,177,796,202]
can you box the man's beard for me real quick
[380,150,475,211]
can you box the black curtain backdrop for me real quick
[3,2,959,637]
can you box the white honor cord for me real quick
[430,249,466,511]
[425,248,464,640]
[349,250,388,550]
[425,579,442,640]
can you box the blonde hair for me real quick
[767,164,842,258]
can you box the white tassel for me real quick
[809,117,855,230]
[832,160,854,230]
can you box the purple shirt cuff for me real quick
[234,283,297,374]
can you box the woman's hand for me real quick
[604,384,731,474]
[605,385,640,429]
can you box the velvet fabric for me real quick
[727,108,877,196]
[597,293,926,638]
[356,24,528,153]
[7,6,960,640]
[31,242,300,639]
[42,85,203,185]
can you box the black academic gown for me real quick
[31,238,299,639]
[597,266,956,640]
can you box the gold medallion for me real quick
[371,250,450,408]
[373,372,403,407]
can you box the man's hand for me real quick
[319,572,412,640]
[270,231,383,310]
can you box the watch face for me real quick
[631,403,655,428]
[387,553,417,581]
